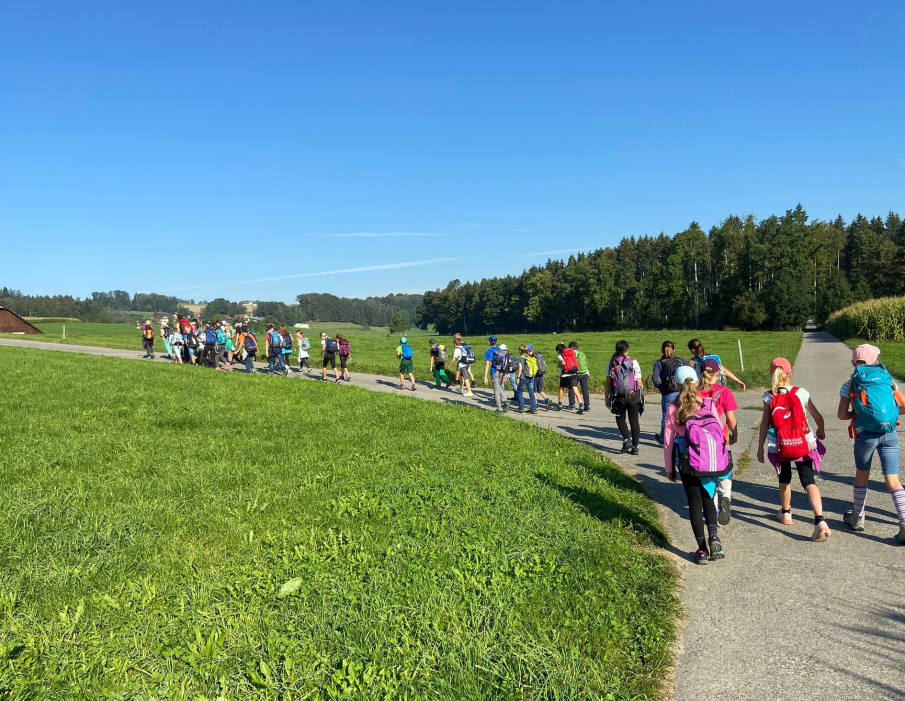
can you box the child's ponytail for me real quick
[771,367,791,394]
[676,378,701,425]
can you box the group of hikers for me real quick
[654,340,905,564]
[138,320,905,562]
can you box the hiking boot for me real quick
[621,440,632,454]
[843,510,865,532]
[717,497,732,526]
[896,523,905,545]
[708,534,725,560]
[693,549,709,565]
[812,520,831,542]
[630,446,640,456]
[776,510,793,525]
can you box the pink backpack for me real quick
[678,398,732,478]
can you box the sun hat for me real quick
[770,357,792,375]
[489,335,497,343]
[499,343,508,351]
[701,358,720,375]
[675,366,698,385]
[527,344,534,350]
[852,344,880,365]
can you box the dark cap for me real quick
[701,358,720,375]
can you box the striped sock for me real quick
[892,489,905,526]
[853,485,868,518]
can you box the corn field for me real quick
[826,297,905,342]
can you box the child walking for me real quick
[756,357,830,541]
[663,366,729,564]
[837,344,905,543]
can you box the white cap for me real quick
[499,343,508,351]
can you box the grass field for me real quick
[0,346,679,700]
[4,323,802,392]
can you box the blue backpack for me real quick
[491,347,507,372]
[850,364,900,434]
[204,329,217,345]
[401,344,413,360]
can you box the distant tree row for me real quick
[0,288,189,322]
[415,206,903,334]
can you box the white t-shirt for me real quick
[453,346,467,368]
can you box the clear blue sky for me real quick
[2,1,903,303]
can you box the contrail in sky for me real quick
[156,257,463,293]
[320,232,440,238]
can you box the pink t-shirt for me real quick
[662,398,721,476]
[699,386,738,429]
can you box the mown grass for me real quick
[837,337,905,382]
[0,346,679,700]
[4,324,802,392]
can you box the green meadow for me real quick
[0,346,679,700]
[5,322,802,391]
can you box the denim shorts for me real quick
[853,430,900,475]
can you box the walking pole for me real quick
[737,340,744,372]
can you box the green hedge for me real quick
[826,296,905,342]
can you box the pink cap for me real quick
[853,344,881,365]
[770,357,792,375]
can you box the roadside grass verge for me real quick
[836,337,905,381]
[0,346,679,700]
[3,324,802,392]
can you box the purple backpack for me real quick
[678,399,732,478]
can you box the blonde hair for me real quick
[771,367,791,394]
[697,366,718,390]
[675,378,701,425]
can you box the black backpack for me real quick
[184,333,198,349]
[534,351,547,374]
[324,338,339,354]
[281,334,293,351]
[659,358,682,393]
[503,354,520,374]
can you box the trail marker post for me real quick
[62,325,65,341]
[737,339,744,372]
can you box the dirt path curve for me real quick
[2,333,903,699]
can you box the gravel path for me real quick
[2,332,902,699]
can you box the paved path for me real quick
[1,333,903,699]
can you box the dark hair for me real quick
[336,333,344,341]
[568,341,578,349]
[662,340,674,355]
[610,339,630,366]
[688,338,706,357]
[555,343,566,353]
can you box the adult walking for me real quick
[687,338,746,392]
[652,340,687,444]
[605,340,644,454]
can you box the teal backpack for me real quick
[850,364,899,434]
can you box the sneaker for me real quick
[545,398,551,411]
[564,404,576,411]
[630,446,640,456]
[896,523,905,545]
[708,534,725,560]
[776,510,793,525]
[528,408,538,414]
[842,510,865,532]
[576,407,584,416]
[554,404,562,412]
[693,549,709,565]
[411,386,417,392]
[621,440,632,454]
[503,402,510,413]
[717,497,732,526]
[812,520,831,542]
[494,409,505,414]
[466,392,474,397]
[397,384,404,390]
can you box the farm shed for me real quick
[0,304,43,334]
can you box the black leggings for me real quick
[680,471,719,549]
[778,459,816,488]
[576,373,590,406]
[614,400,641,447]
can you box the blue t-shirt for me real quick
[484,347,498,375]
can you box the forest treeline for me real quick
[0,289,186,322]
[416,206,904,334]
[256,293,423,327]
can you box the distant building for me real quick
[0,304,43,334]
[241,301,258,313]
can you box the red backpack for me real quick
[769,387,810,460]
[562,348,580,373]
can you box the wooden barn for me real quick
[0,304,43,334]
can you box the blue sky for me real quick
[2,1,903,303]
